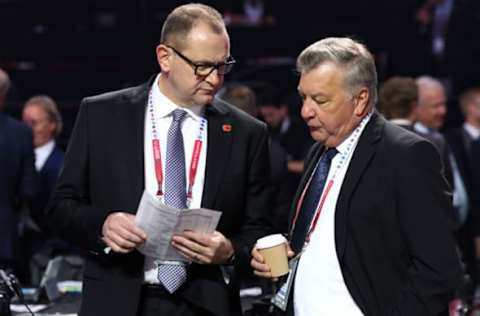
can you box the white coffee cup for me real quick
[256,234,289,277]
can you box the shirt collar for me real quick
[35,139,55,154]
[34,139,55,171]
[414,121,434,134]
[280,117,291,134]
[463,122,480,140]
[151,74,205,121]
[390,118,412,126]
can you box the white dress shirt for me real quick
[294,115,371,316]
[34,139,55,171]
[143,74,208,283]
[464,122,480,141]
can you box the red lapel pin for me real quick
[222,124,232,132]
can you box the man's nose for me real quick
[301,99,314,121]
[205,68,222,86]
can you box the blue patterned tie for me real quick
[158,109,188,293]
[290,148,338,254]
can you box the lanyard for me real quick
[289,112,372,247]
[148,89,207,206]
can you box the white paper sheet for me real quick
[135,191,221,262]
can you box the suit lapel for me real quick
[335,113,383,261]
[122,80,151,208]
[201,103,233,208]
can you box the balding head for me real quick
[416,76,444,98]
[415,76,447,130]
[160,3,227,51]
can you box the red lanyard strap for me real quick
[288,112,372,250]
[148,89,206,205]
[153,139,163,196]
[291,174,335,243]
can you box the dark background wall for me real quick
[2,0,480,146]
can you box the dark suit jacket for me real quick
[31,145,64,229]
[469,139,480,236]
[287,113,461,316]
[446,127,473,186]
[414,128,454,190]
[0,113,36,261]
[47,78,272,316]
[445,127,479,255]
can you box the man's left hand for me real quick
[171,230,234,265]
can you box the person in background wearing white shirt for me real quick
[22,95,66,285]
[251,37,461,315]
[22,95,64,174]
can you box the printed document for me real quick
[135,191,221,262]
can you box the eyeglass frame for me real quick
[165,44,236,76]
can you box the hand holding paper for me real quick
[172,230,234,264]
[102,212,147,253]
[134,191,222,262]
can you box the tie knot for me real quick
[172,109,187,123]
[324,148,338,161]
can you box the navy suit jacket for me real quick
[30,145,64,229]
[0,113,36,260]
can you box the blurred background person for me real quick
[218,81,257,117]
[414,76,454,184]
[416,0,456,80]
[416,75,469,238]
[0,68,36,275]
[446,87,480,286]
[470,137,480,310]
[219,81,288,232]
[223,0,276,27]
[254,82,313,233]
[22,95,64,226]
[378,76,418,130]
[21,94,69,285]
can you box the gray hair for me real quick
[160,3,227,50]
[296,37,378,109]
[24,95,63,137]
[0,68,11,101]
[416,75,444,93]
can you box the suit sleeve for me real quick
[47,99,111,253]
[469,141,480,237]
[392,140,462,315]
[19,126,37,202]
[231,123,273,274]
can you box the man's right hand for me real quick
[251,245,295,279]
[251,247,274,278]
[102,212,147,253]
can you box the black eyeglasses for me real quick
[166,45,236,76]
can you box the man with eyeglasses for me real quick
[47,4,272,316]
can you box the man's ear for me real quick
[353,87,370,117]
[156,44,171,73]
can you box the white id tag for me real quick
[271,255,300,312]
